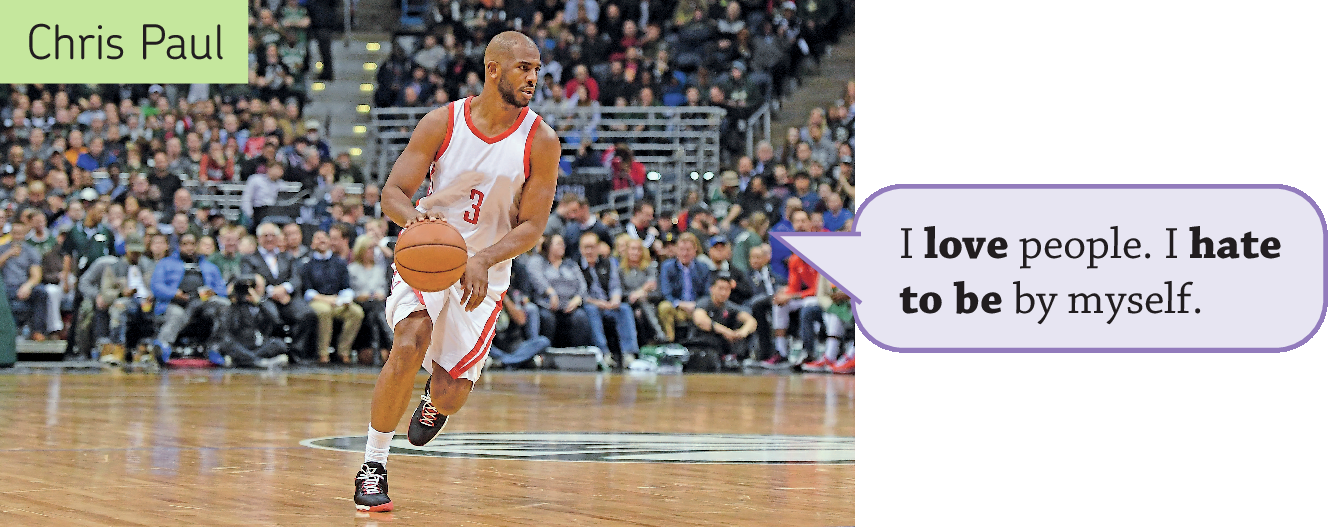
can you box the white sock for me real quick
[826,338,840,361]
[365,424,394,465]
[774,336,788,357]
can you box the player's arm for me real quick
[459,121,561,311]
[381,107,452,228]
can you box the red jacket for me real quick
[564,77,600,101]
[786,254,818,297]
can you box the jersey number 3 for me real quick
[463,189,485,224]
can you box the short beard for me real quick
[497,77,529,108]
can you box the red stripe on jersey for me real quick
[425,101,456,193]
[523,116,542,180]
[434,101,455,161]
[463,96,529,145]
[449,295,505,378]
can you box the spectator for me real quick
[286,148,322,191]
[1,220,51,340]
[801,276,855,374]
[563,64,601,101]
[528,234,597,348]
[283,223,309,260]
[624,200,658,249]
[768,199,803,279]
[656,233,711,342]
[61,199,114,278]
[150,233,229,361]
[704,235,752,305]
[764,210,820,368]
[98,234,156,362]
[742,244,781,362]
[576,232,640,365]
[821,193,853,232]
[207,275,291,368]
[618,233,666,343]
[327,222,356,260]
[349,234,392,364]
[562,196,613,253]
[731,211,769,272]
[22,209,64,336]
[240,222,316,361]
[74,254,120,358]
[242,161,285,225]
[209,225,246,283]
[300,230,364,363]
[793,172,819,211]
[308,0,340,80]
[687,276,757,368]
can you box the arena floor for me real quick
[0,367,855,526]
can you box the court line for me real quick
[0,446,310,453]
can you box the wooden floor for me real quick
[0,368,854,526]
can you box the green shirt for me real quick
[208,252,243,284]
[25,233,58,256]
[61,224,115,274]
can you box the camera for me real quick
[231,277,257,303]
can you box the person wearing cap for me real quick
[73,252,121,358]
[303,119,332,160]
[708,170,742,226]
[705,234,753,305]
[721,59,758,113]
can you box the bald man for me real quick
[354,31,561,512]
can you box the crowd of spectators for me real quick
[497,78,856,373]
[0,0,362,366]
[376,0,852,158]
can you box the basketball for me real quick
[394,220,468,292]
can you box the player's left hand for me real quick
[458,257,491,311]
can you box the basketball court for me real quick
[0,368,854,526]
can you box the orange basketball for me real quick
[394,220,468,292]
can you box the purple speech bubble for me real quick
[774,185,1327,352]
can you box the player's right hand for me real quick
[405,211,448,227]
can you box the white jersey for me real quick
[415,96,542,293]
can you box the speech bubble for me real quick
[774,185,1327,352]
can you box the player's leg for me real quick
[408,292,500,445]
[427,361,474,415]
[356,310,432,512]
[369,310,433,434]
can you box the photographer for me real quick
[206,276,290,368]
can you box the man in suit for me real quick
[656,233,712,342]
[239,222,317,362]
[744,244,782,365]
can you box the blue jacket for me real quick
[659,257,712,304]
[151,256,226,315]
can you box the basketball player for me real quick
[354,31,559,512]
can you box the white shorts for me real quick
[387,271,505,383]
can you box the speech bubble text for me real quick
[775,185,1327,352]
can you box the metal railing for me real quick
[367,103,726,214]
[744,102,772,158]
[92,171,363,223]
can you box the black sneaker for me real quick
[407,377,448,446]
[354,461,392,512]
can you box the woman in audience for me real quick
[528,234,595,348]
[348,234,393,364]
[618,234,666,343]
